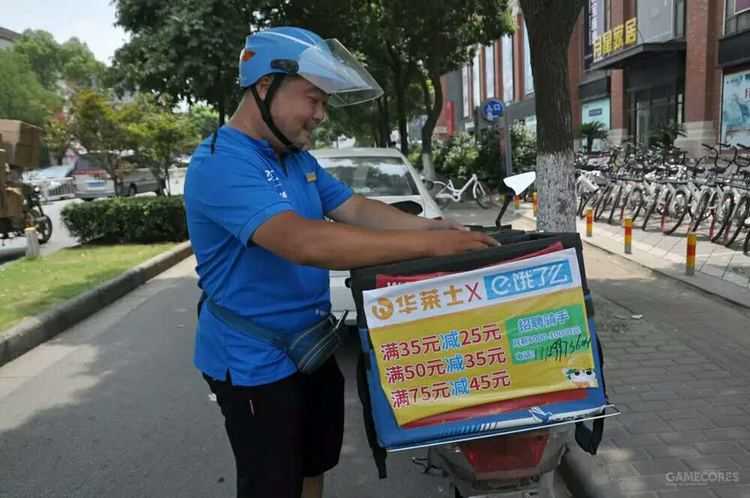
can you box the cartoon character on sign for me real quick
[564,368,597,388]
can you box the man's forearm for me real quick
[340,195,433,231]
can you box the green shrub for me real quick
[62,196,188,244]
[511,124,537,172]
[433,132,478,180]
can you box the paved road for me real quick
[5,202,745,497]
[0,258,469,498]
[0,199,79,263]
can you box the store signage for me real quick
[593,17,638,61]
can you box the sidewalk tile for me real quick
[668,418,717,431]
[659,488,721,498]
[695,442,747,456]
[659,432,709,444]
[632,458,689,475]
[617,474,681,493]
[715,487,750,498]
[605,462,641,479]
[599,446,653,462]
[682,456,742,471]
[645,445,702,458]
[705,429,750,442]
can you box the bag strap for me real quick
[199,291,290,351]
[575,418,604,455]
[356,352,388,479]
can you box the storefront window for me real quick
[484,44,495,99]
[721,68,750,146]
[582,99,611,151]
[726,0,750,35]
[627,83,685,146]
[501,35,514,102]
[523,23,534,96]
[675,0,686,38]
[584,0,609,68]
[637,0,677,43]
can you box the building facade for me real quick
[0,26,20,50]
[435,0,750,157]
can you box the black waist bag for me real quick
[199,293,346,374]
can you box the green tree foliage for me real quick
[188,104,220,142]
[60,38,107,89]
[11,30,63,90]
[69,89,138,188]
[0,50,60,125]
[45,114,75,164]
[511,124,538,171]
[432,133,479,179]
[13,30,106,91]
[112,0,257,123]
[128,100,199,195]
[578,121,608,153]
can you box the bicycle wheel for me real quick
[578,188,599,218]
[641,196,658,231]
[607,185,624,224]
[690,190,712,233]
[626,187,645,222]
[594,185,613,221]
[473,181,491,209]
[710,192,735,243]
[724,195,750,247]
[662,189,690,235]
[642,189,669,231]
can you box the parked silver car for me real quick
[310,147,444,325]
[72,153,163,201]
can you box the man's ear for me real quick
[254,75,274,100]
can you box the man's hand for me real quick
[424,230,499,257]
[427,217,469,231]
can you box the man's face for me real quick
[265,76,328,151]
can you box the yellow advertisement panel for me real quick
[363,249,598,426]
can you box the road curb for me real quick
[0,247,25,264]
[0,241,193,368]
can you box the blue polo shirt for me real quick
[184,126,353,386]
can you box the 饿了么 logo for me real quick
[483,260,573,300]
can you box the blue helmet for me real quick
[239,27,382,108]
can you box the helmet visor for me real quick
[297,39,383,107]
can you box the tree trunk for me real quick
[218,97,226,126]
[419,68,443,179]
[395,85,408,155]
[381,94,392,147]
[520,0,584,232]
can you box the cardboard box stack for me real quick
[0,120,42,170]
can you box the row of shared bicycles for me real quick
[576,141,750,255]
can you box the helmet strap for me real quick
[250,74,299,153]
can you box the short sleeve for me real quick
[313,159,353,214]
[187,152,294,245]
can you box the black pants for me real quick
[203,357,345,498]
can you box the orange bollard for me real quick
[686,231,697,276]
[513,195,521,210]
[532,192,538,216]
[624,217,633,254]
[586,208,593,237]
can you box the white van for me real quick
[72,153,163,200]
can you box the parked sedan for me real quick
[310,147,444,325]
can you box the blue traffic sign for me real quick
[481,98,505,122]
